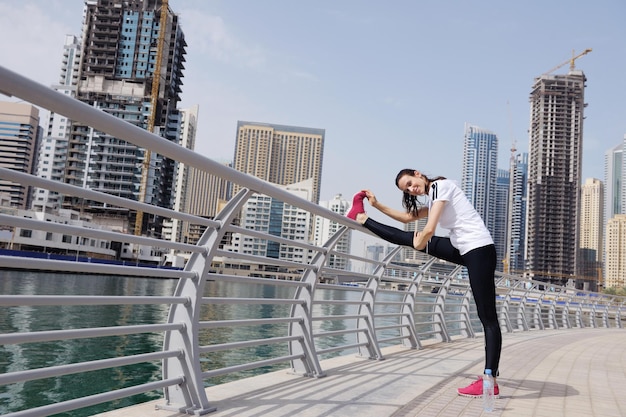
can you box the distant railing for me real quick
[0,65,624,416]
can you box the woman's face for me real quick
[397,172,427,196]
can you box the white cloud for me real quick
[0,2,78,87]
[178,9,266,69]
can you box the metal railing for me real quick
[1,65,625,416]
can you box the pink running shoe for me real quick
[346,191,367,220]
[457,376,499,398]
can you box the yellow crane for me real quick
[135,0,168,236]
[542,48,592,76]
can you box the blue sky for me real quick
[1,0,625,214]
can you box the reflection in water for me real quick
[199,281,294,386]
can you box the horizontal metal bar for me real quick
[226,224,325,253]
[201,297,304,305]
[377,335,410,344]
[316,283,373,292]
[0,295,188,307]
[0,167,218,229]
[0,350,181,385]
[0,213,205,253]
[375,301,410,306]
[417,329,444,337]
[311,314,365,321]
[374,312,411,318]
[4,377,184,417]
[0,256,196,279]
[0,66,360,229]
[199,335,301,353]
[206,273,309,287]
[214,249,314,270]
[315,342,368,355]
[202,354,302,379]
[0,323,184,345]
[199,317,301,329]
[312,299,367,306]
[375,324,410,331]
[313,328,363,338]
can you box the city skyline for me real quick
[1,1,624,217]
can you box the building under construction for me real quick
[525,56,588,286]
[62,0,186,237]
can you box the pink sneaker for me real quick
[457,376,499,398]
[346,191,367,220]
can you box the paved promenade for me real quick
[96,328,626,417]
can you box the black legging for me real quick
[364,218,502,375]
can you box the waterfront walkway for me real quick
[96,328,626,417]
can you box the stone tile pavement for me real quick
[96,328,626,417]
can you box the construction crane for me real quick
[542,48,592,76]
[135,0,168,236]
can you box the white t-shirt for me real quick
[427,179,494,255]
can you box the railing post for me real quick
[160,189,252,415]
[456,267,475,339]
[574,295,585,328]
[500,293,513,333]
[400,257,437,349]
[356,247,402,359]
[287,227,347,377]
[434,274,453,342]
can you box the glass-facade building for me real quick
[461,123,499,237]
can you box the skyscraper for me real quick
[579,178,604,290]
[526,70,586,285]
[494,169,510,271]
[164,105,199,245]
[0,102,41,209]
[461,123,498,236]
[506,152,528,274]
[32,35,82,213]
[604,139,624,222]
[233,121,325,204]
[62,0,186,236]
[605,214,626,289]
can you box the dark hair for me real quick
[394,169,446,216]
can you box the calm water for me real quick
[1,270,398,416]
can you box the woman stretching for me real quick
[346,169,502,397]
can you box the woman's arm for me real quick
[413,200,446,249]
[364,190,421,223]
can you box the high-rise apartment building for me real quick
[579,178,604,290]
[506,152,528,274]
[0,102,41,209]
[164,105,198,245]
[580,178,604,260]
[604,139,624,222]
[494,169,510,271]
[526,70,586,285]
[314,194,352,270]
[32,35,82,213]
[62,0,186,236]
[605,214,626,289]
[233,121,325,204]
[225,179,313,262]
[461,123,498,236]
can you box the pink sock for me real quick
[346,191,367,220]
